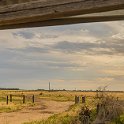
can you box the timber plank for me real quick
[0,0,123,29]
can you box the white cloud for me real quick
[0,21,124,90]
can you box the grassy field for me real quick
[0,90,123,124]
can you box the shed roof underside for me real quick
[0,0,124,29]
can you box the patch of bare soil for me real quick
[0,99,74,124]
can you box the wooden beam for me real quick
[0,14,124,30]
[0,0,35,6]
[0,0,124,28]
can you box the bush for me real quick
[39,92,43,95]
[114,114,124,124]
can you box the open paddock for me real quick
[0,90,123,124]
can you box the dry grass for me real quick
[0,90,123,124]
[24,104,82,124]
[93,91,124,124]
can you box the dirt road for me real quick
[0,99,74,124]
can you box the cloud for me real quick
[9,46,51,54]
[51,39,124,55]
[101,69,124,77]
[0,21,124,90]
[13,31,35,39]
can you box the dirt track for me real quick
[0,99,74,124]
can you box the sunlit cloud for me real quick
[0,21,124,91]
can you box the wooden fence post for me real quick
[77,96,80,103]
[82,96,86,103]
[75,96,77,104]
[75,96,80,104]
[10,94,12,102]
[96,103,100,114]
[6,95,9,105]
[32,95,34,103]
[23,95,25,104]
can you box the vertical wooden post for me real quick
[23,95,25,104]
[10,94,12,102]
[32,95,34,103]
[75,96,80,104]
[6,95,9,105]
[96,103,100,114]
[82,96,86,103]
[77,96,80,103]
[75,95,77,104]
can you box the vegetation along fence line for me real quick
[75,96,86,104]
[6,94,35,104]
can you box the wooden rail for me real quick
[6,94,35,104]
[0,0,124,29]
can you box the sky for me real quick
[0,21,124,91]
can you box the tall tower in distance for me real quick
[49,82,51,92]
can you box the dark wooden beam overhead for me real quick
[0,0,36,6]
[0,0,124,29]
[0,14,124,30]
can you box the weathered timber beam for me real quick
[0,0,124,27]
[0,0,35,6]
[0,14,124,30]
[0,0,123,13]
